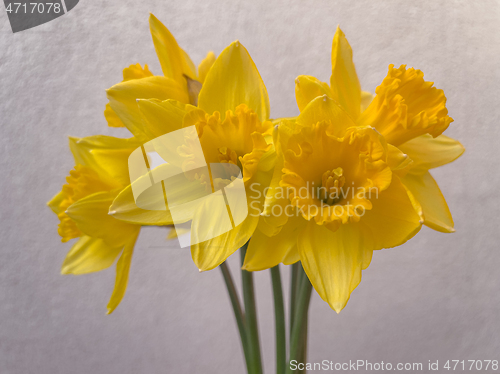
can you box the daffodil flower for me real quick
[48,135,142,313]
[244,98,422,312]
[294,26,465,233]
[103,14,219,244]
[47,15,204,313]
[244,27,464,313]
[109,40,276,272]
[104,14,216,141]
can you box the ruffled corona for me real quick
[56,165,113,242]
[180,104,272,189]
[359,65,453,146]
[280,123,392,230]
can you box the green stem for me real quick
[271,266,286,374]
[220,262,252,373]
[295,265,308,373]
[241,243,263,374]
[288,265,313,374]
[297,312,308,374]
[289,263,299,335]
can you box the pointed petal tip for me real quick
[107,303,118,315]
[331,302,345,314]
[334,25,344,37]
[108,210,116,215]
[148,13,158,22]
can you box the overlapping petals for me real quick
[49,15,464,316]
[245,96,422,311]
[48,135,141,313]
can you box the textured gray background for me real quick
[1,1,499,373]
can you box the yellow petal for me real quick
[106,76,189,140]
[295,75,332,112]
[105,64,154,128]
[298,221,367,313]
[104,103,125,128]
[149,14,196,83]
[122,63,154,81]
[399,134,465,175]
[258,156,289,236]
[110,162,209,225]
[61,236,122,275]
[283,245,300,265]
[182,48,197,77]
[66,191,138,247]
[330,26,361,119]
[198,41,270,122]
[361,247,373,270]
[273,119,297,156]
[192,213,259,271]
[198,51,216,84]
[109,183,174,225]
[386,144,413,177]
[299,178,417,312]
[355,175,422,250]
[107,229,140,314]
[296,95,357,137]
[400,171,455,233]
[48,190,65,215]
[68,136,140,188]
[167,225,190,239]
[243,214,305,271]
[360,91,374,112]
[136,99,188,139]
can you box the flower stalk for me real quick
[288,264,313,374]
[219,262,252,373]
[241,243,263,374]
[271,265,286,374]
[289,263,299,333]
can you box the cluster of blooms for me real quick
[48,15,464,314]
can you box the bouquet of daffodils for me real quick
[48,15,464,374]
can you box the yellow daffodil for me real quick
[109,40,276,272]
[105,14,216,141]
[244,27,464,313]
[243,98,422,312]
[48,135,142,313]
[294,26,465,233]
[104,14,217,240]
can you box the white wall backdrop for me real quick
[1,1,499,373]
